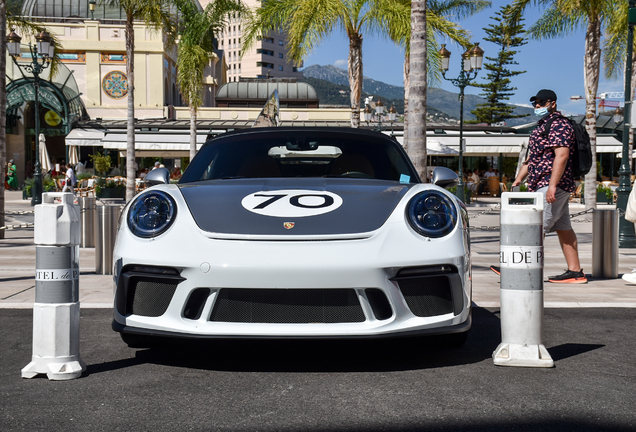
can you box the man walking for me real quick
[492,89,587,284]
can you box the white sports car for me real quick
[112,127,471,347]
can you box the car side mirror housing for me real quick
[145,167,170,186]
[432,167,459,189]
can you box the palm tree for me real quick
[174,0,245,162]
[373,0,488,176]
[243,0,387,128]
[105,0,175,202]
[509,0,618,210]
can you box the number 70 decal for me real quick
[241,189,343,217]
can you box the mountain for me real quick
[301,64,535,126]
[302,64,404,100]
[301,77,458,123]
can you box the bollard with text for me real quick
[493,192,554,368]
[22,193,86,380]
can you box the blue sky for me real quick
[302,0,627,116]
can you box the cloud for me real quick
[513,103,533,108]
[334,59,347,68]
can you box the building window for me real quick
[257,49,274,56]
[292,67,298,72]
[279,53,283,59]
[257,62,274,68]
[263,37,274,43]
[279,40,283,46]
[279,66,283,71]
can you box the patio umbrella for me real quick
[516,140,529,178]
[69,145,80,165]
[39,134,52,173]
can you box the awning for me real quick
[101,133,209,155]
[428,134,529,156]
[65,128,105,146]
[596,136,623,153]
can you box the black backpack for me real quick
[541,115,592,178]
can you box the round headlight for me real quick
[127,191,177,238]
[406,190,457,238]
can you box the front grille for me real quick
[129,280,179,317]
[209,288,365,323]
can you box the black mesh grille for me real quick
[397,275,454,317]
[210,288,365,323]
[129,280,178,317]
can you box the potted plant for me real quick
[90,153,124,199]
[580,183,614,204]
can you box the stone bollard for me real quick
[22,192,86,380]
[493,192,554,368]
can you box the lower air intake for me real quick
[397,275,454,317]
[210,288,365,323]
[129,280,178,317]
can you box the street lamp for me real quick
[439,42,484,203]
[364,98,395,133]
[617,0,636,247]
[89,0,96,20]
[6,29,54,206]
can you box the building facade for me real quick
[200,0,303,81]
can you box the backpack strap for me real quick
[540,114,565,138]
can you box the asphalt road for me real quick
[1,307,635,431]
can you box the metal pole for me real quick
[458,82,465,203]
[618,0,636,248]
[32,45,43,206]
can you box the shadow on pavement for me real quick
[548,343,604,361]
[86,307,503,375]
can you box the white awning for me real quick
[430,135,529,156]
[65,128,105,146]
[101,133,208,152]
[596,136,623,153]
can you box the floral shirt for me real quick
[526,111,576,193]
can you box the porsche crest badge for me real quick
[283,222,295,229]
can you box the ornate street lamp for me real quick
[89,0,96,20]
[6,29,54,206]
[439,42,484,203]
[617,0,636,247]
[363,98,390,131]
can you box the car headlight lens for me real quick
[406,191,457,238]
[127,191,177,238]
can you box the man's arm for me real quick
[546,146,569,203]
[512,160,529,187]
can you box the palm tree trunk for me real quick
[407,0,427,181]
[583,18,601,210]
[348,33,363,128]
[125,15,136,202]
[190,105,197,162]
[403,52,410,151]
[0,0,6,239]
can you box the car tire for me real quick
[120,332,161,348]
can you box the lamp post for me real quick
[439,42,484,203]
[618,0,636,248]
[89,0,96,20]
[388,104,397,135]
[364,98,392,132]
[6,30,53,206]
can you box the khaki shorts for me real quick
[537,186,572,233]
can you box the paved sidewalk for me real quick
[2,190,636,308]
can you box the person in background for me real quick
[484,167,496,178]
[152,161,161,170]
[75,160,85,175]
[139,168,148,180]
[62,163,77,195]
[7,159,18,190]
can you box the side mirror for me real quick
[432,166,459,189]
[145,167,170,186]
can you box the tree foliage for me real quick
[468,5,528,125]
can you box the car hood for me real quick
[178,178,416,236]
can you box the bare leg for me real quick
[555,229,582,272]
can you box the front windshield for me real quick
[179,130,418,183]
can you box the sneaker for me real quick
[622,271,636,284]
[548,269,587,284]
[490,265,501,275]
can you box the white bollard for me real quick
[492,192,554,368]
[22,192,86,380]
